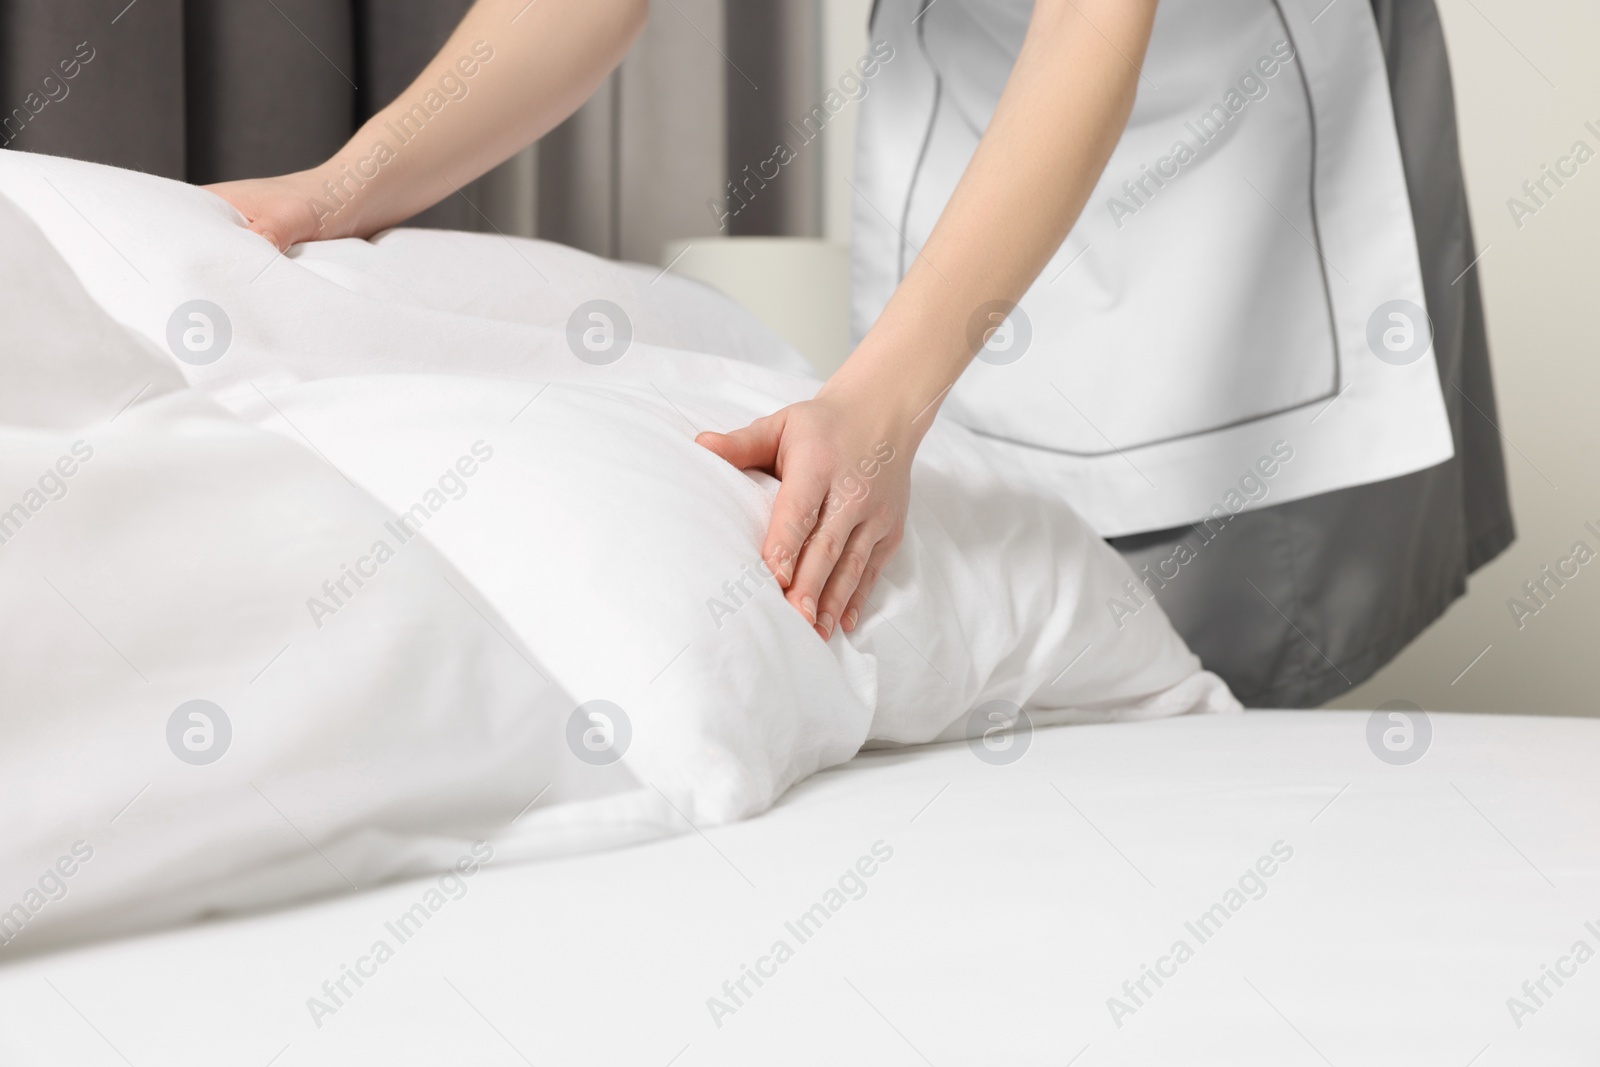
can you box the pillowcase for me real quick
[258,368,1241,827]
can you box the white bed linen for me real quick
[1,710,1594,1066]
[0,151,1235,953]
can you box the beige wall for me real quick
[1331,0,1600,717]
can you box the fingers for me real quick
[250,207,311,253]
[696,414,820,586]
[695,414,782,473]
[815,522,879,639]
[785,497,853,634]
[762,468,829,590]
[203,175,330,251]
[252,223,287,253]
[697,406,907,640]
[841,534,898,633]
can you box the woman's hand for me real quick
[205,168,362,253]
[204,0,649,252]
[694,0,1156,642]
[697,385,918,640]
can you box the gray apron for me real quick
[1108,0,1514,706]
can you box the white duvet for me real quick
[0,152,1235,956]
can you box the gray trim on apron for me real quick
[1108,0,1514,707]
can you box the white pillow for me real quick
[264,369,1241,826]
[0,191,676,956]
[0,151,1236,949]
[0,150,817,387]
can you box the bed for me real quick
[2,151,1595,1063]
[2,709,1596,1065]
[3,148,1233,951]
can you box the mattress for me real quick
[1,710,1595,1065]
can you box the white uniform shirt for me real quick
[851,0,1455,536]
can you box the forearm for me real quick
[827,0,1157,435]
[314,0,648,235]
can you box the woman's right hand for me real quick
[205,168,360,252]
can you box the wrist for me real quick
[309,133,409,239]
[291,160,364,240]
[822,339,955,446]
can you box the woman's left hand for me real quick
[696,385,918,640]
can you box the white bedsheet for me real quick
[1,710,1594,1065]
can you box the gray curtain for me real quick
[723,1,823,238]
[0,0,823,259]
[540,0,825,259]
[0,0,480,227]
